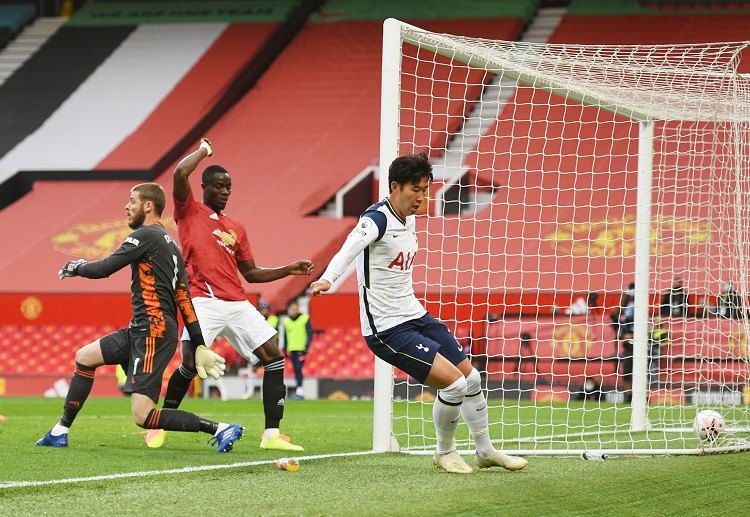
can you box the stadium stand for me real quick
[471,0,750,387]
[452,3,750,297]
[0,2,318,308]
[0,322,244,396]
[0,0,535,308]
[447,1,750,396]
[0,25,137,176]
[0,3,36,51]
[659,318,750,388]
[0,321,377,396]
[480,316,620,390]
[95,23,277,171]
[302,326,374,379]
[3,0,749,398]
[0,323,119,395]
[0,324,117,376]
[0,0,539,395]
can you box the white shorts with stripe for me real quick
[180,297,276,364]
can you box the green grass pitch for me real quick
[0,397,746,516]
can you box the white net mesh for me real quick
[382,20,750,455]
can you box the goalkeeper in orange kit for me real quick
[37,182,243,453]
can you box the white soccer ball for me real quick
[693,409,725,442]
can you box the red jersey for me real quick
[174,192,254,301]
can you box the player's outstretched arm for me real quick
[60,227,149,280]
[310,218,376,294]
[173,138,212,202]
[287,260,314,276]
[238,259,314,284]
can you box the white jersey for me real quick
[320,199,426,336]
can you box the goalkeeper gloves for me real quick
[195,345,226,380]
[58,259,87,280]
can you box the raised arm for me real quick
[73,231,148,279]
[173,138,212,203]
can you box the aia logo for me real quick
[387,251,415,270]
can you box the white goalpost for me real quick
[375,18,750,456]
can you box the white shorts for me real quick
[181,297,276,365]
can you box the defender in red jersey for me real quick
[155,139,313,452]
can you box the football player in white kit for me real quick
[310,153,528,474]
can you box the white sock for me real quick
[263,428,280,439]
[51,423,69,436]
[460,369,494,457]
[214,423,229,436]
[433,376,467,454]
[295,386,303,396]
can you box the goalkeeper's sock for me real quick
[433,376,467,454]
[262,428,280,440]
[460,369,494,457]
[59,362,96,428]
[51,424,69,436]
[262,357,286,429]
[144,408,219,434]
[163,365,197,409]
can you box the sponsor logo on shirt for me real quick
[353,217,373,237]
[212,229,238,255]
[387,251,416,270]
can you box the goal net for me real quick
[375,18,750,456]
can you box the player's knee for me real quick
[439,375,467,404]
[257,340,283,364]
[74,343,99,367]
[465,368,482,396]
[74,348,87,365]
[131,396,155,427]
[132,408,149,427]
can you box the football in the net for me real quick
[693,409,725,442]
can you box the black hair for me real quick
[202,165,230,185]
[388,152,433,188]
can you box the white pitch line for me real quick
[0,450,379,489]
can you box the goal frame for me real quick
[374,17,750,455]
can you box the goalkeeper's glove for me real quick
[58,259,87,280]
[199,138,212,157]
[195,345,226,380]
